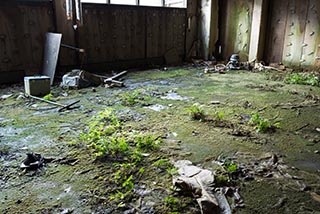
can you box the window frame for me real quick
[80,0,186,8]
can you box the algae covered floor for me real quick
[0,67,320,213]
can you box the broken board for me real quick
[42,32,62,85]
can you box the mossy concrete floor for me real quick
[0,67,319,213]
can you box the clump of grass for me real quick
[164,196,180,211]
[214,160,239,186]
[120,89,151,106]
[43,93,53,100]
[134,135,161,151]
[80,108,167,206]
[249,112,280,132]
[213,110,224,120]
[186,104,206,121]
[285,73,319,86]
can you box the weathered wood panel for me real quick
[282,0,309,65]
[0,2,54,75]
[78,4,185,65]
[186,0,198,58]
[220,0,254,61]
[303,0,320,66]
[146,7,186,59]
[264,0,288,63]
[265,0,320,66]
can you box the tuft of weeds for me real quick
[80,108,170,206]
[186,105,206,121]
[134,135,161,151]
[164,196,180,211]
[285,73,319,86]
[213,110,224,121]
[249,112,280,132]
[214,160,239,187]
[120,89,151,106]
[43,93,53,100]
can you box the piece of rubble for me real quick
[173,160,232,214]
[20,153,44,170]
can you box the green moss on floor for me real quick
[0,67,319,213]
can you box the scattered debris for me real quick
[61,70,127,88]
[20,153,44,170]
[310,192,320,203]
[160,92,190,101]
[24,76,51,96]
[173,160,222,214]
[203,54,255,74]
[0,94,13,100]
[227,54,241,70]
[173,160,243,214]
[295,123,310,132]
[144,104,168,112]
[26,94,80,112]
[104,70,127,87]
[62,70,101,88]
[210,100,220,105]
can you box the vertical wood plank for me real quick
[282,0,309,65]
[220,0,254,61]
[264,0,289,63]
[302,0,320,66]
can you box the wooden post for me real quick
[199,0,219,60]
[52,0,77,66]
[248,0,268,62]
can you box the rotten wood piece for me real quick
[103,70,128,87]
[26,94,80,112]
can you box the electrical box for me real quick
[24,76,50,96]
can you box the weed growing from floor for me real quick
[120,89,151,106]
[249,112,280,132]
[285,73,319,86]
[43,93,53,100]
[186,105,206,121]
[80,108,169,208]
[213,110,224,121]
[214,160,239,187]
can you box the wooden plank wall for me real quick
[265,0,320,66]
[146,8,186,59]
[219,0,254,61]
[0,2,186,83]
[79,5,146,63]
[78,4,186,64]
[0,1,54,79]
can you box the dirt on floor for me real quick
[0,67,320,214]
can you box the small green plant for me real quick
[135,135,161,151]
[215,174,229,186]
[249,112,280,132]
[285,73,319,86]
[122,175,134,190]
[224,162,237,173]
[186,105,206,121]
[43,93,53,100]
[164,196,180,211]
[120,89,151,106]
[167,166,178,176]
[212,110,224,120]
[153,159,170,168]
